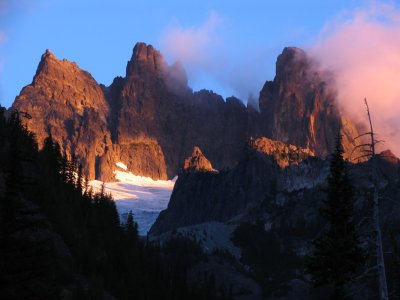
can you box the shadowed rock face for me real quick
[149,137,318,235]
[12,43,362,181]
[151,138,400,299]
[107,43,249,179]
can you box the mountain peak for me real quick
[43,48,54,57]
[281,46,305,57]
[183,147,217,173]
[37,48,57,67]
[126,42,167,76]
[275,46,308,79]
[32,49,96,88]
[35,49,76,77]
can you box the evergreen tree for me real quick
[76,163,84,193]
[67,154,78,186]
[84,173,90,194]
[59,149,68,182]
[307,133,364,299]
[390,232,400,299]
[126,210,138,237]
[0,108,238,300]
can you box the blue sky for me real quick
[0,0,383,107]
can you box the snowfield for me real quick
[90,163,176,236]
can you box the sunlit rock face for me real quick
[183,146,217,173]
[13,49,111,179]
[248,137,315,169]
[13,43,363,181]
[259,47,361,160]
[13,43,251,180]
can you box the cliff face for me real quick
[12,43,361,181]
[150,139,400,299]
[149,137,318,235]
[12,43,252,180]
[249,137,315,169]
[100,45,167,180]
[104,43,250,179]
[13,50,111,179]
[259,47,360,159]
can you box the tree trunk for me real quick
[365,98,389,300]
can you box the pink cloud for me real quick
[309,2,400,156]
[160,11,223,71]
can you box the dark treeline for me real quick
[232,133,400,299]
[0,108,231,300]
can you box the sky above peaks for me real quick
[0,0,398,114]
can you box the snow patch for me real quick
[114,170,177,188]
[115,161,128,171]
[90,170,177,236]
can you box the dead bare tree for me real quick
[351,98,388,300]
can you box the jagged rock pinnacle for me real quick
[44,48,53,56]
[126,42,167,76]
[183,147,217,173]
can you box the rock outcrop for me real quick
[12,43,362,181]
[183,147,216,172]
[249,137,315,169]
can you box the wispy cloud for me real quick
[309,2,400,155]
[159,11,272,103]
[160,11,223,72]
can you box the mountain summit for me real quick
[12,42,362,180]
[126,42,167,77]
[259,47,360,159]
[13,49,111,179]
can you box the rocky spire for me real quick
[183,147,217,173]
[33,49,59,79]
[126,42,167,77]
[259,46,361,160]
[42,49,55,59]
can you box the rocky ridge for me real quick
[12,43,362,181]
[149,137,318,235]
